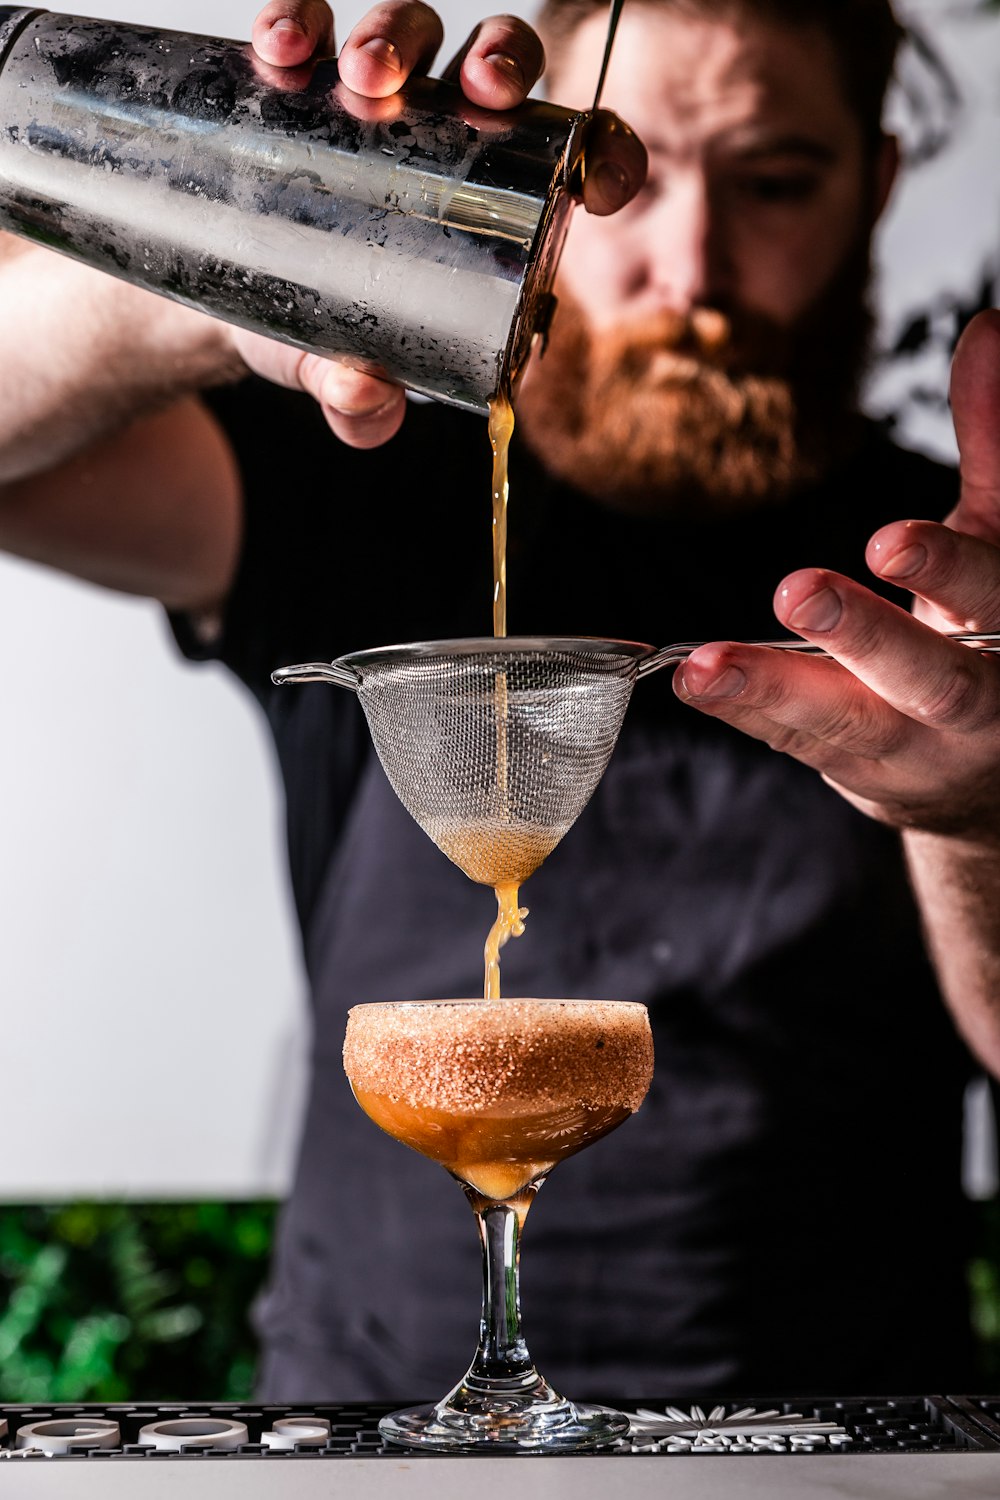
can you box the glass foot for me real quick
[379,1374,629,1452]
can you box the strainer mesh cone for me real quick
[351,641,642,885]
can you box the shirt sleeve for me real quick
[167,377,493,701]
[167,376,385,700]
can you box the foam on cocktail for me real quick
[343,999,653,1201]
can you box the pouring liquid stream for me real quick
[484,389,526,999]
[490,389,514,641]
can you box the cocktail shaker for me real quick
[0,8,588,411]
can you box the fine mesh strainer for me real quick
[272,630,1000,886]
[274,637,646,886]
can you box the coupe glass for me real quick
[342,997,654,1451]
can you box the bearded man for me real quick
[3,0,1000,1401]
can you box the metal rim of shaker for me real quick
[502,111,589,396]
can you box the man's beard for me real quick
[516,240,875,515]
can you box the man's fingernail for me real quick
[361,36,400,68]
[270,16,306,34]
[788,586,842,633]
[591,160,630,211]
[485,51,524,86]
[681,663,747,699]
[876,542,927,580]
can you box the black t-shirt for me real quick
[179,379,976,1400]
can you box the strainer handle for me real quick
[636,631,1000,678]
[271,661,360,692]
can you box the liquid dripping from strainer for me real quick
[437,812,556,999]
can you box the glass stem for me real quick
[465,1191,537,1384]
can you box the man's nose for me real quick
[647,174,719,314]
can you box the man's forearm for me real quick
[0,236,244,484]
[905,828,1000,1075]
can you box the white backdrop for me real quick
[0,0,995,1199]
[0,0,530,1202]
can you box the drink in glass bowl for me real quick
[343,997,654,1451]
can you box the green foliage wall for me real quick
[0,1203,276,1402]
[971,1197,1000,1387]
[2,1199,1000,1400]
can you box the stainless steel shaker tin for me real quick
[0,8,587,411]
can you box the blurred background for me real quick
[0,0,998,1400]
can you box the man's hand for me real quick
[235,0,646,448]
[674,309,1000,846]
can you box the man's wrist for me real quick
[902,823,1000,866]
[143,292,249,389]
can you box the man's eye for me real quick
[740,174,819,203]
